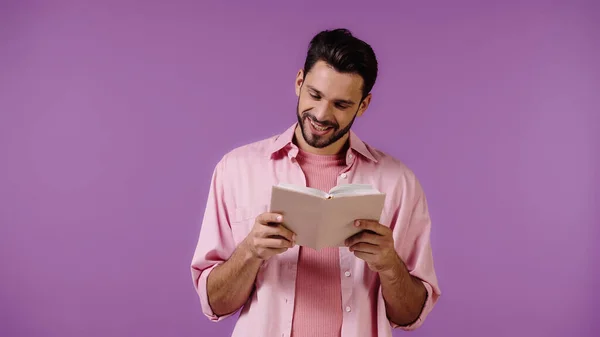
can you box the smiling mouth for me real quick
[311,120,330,131]
[308,117,336,132]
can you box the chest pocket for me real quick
[230,204,268,245]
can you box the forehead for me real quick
[304,61,364,99]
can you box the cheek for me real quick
[334,112,353,126]
[298,97,314,113]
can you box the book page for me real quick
[276,183,328,198]
[269,186,325,248]
[329,184,382,197]
[315,193,386,249]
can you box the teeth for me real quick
[311,120,329,131]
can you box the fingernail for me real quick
[354,220,360,227]
[277,215,282,221]
[293,234,297,240]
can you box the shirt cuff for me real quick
[196,262,237,322]
[387,280,434,331]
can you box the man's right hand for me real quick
[206,212,296,316]
[240,212,296,261]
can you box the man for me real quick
[191,28,441,337]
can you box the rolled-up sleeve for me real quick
[190,156,238,322]
[381,178,441,331]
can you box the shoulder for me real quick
[367,143,418,179]
[362,142,425,196]
[214,133,279,173]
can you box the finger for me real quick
[354,220,390,236]
[353,251,375,263]
[257,237,294,249]
[269,247,289,255]
[257,212,284,225]
[345,230,382,247]
[349,242,378,254]
[261,224,296,242]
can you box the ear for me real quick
[295,69,304,97]
[356,93,372,117]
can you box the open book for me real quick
[269,183,386,250]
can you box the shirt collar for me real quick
[269,123,378,163]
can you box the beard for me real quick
[296,99,357,149]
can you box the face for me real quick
[295,60,371,151]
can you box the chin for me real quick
[303,131,333,148]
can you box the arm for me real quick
[191,158,240,321]
[207,213,295,316]
[345,220,427,326]
[345,180,440,330]
[378,254,427,326]
[206,242,263,317]
[191,158,295,321]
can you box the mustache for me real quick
[302,112,338,128]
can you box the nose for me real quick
[311,100,333,122]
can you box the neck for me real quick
[293,125,349,155]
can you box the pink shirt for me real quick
[190,123,441,337]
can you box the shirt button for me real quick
[344,271,351,277]
[345,306,351,312]
[348,154,353,159]
[340,173,347,179]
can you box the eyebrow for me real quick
[307,85,356,106]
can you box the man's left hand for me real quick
[345,220,400,274]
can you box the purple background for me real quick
[1,1,598,337]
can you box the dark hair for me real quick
[303,28,378,100]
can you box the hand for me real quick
[345,220,400,273]
[241,212,296,261]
